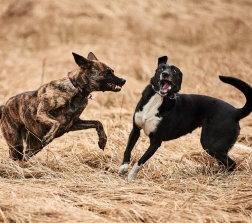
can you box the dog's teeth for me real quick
[107,83,122,90]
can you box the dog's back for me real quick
[162,76,252,141]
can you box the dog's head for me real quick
[150,56,182,97]
[72,52,126,92]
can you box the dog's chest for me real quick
[134,94,163,136]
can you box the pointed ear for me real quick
[158,56,168,66]
[87,52,98,61]
[72,52,90,67]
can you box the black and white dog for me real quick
[119,56,252,181]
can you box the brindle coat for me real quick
[0,52,126,161]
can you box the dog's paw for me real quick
[41,136,53,147]
[22,155,30,162]
[98,137,107,150]
[125,162,143,181]
[41,138,47,147]
[118,163,129,175]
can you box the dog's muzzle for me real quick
[160,79,172,95]
[106,78,126,92]
[158,72,173,95]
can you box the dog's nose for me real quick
[162,71,169,79]
[120,78,126,85]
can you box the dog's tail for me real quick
[0,105,4,119]
[219,76,252,120]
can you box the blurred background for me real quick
[0,1,252,222]
[0,0,251,109]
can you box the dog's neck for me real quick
[68,70,93,99]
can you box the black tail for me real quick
[219,76,252,119]
[0,105,4,119]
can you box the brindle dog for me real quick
[0,52,126,161]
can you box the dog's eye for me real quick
[159,67,164,72]
[104,70,111,75]
[172,68,178,74]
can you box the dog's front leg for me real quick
[37,112,60,147]
[69,119,107,150]
[36,100,61,147]
[126,138,162,181]
[118,124,140,175]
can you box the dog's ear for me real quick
[158,56,168,66]
[87,52,99,61]
[72,52,90,67]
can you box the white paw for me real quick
[125,162,143,181]
[118,163,129,175]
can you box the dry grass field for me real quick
[0,0,252,222]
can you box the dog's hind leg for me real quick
[200,121,239,171]
[203,146,236,171]
[214,151,236,171]
[69,119,107,150]
[9,140,24,160]
[2,128,24,160]
[125,137,162,181]
[1,115,24,160]
[22,131,43,161]
[118,124,141,175]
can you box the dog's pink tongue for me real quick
[161,82,169,93]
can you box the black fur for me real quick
[119,56,252,180]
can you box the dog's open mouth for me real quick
[107,83,122,92]
[160,80,172,94]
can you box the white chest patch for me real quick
[134,93,163,136]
